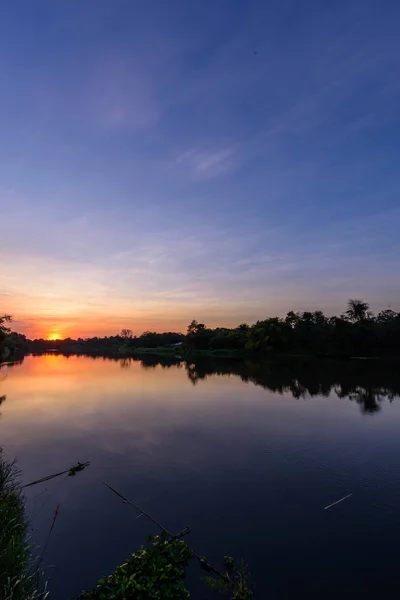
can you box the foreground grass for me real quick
[0,448,48,600]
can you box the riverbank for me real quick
[122,347,400,361]
[131,346,244,358]
[0,448,46,599]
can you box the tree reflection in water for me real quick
[0,394,5,417]
[21,351,399,416]
[180,357,400,415]
[89,353,400,414]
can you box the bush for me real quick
[78,535,192,600]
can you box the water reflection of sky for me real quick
[2,355,400,599]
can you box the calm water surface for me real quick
[1,354,400,598]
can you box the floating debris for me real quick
[23,461,90,488]
[324,493,352,510]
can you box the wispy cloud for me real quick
[174,146,238,179]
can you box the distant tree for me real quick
[0,315,12,344]
[345,299,372,323]
[186,320,214,350]
[187,320,206,335]
[376,309,398,323]
[312,310,328,326]
[285,311,301,328]
[246,318,288,354]
[120,329,133,339]
[6,332,28,352]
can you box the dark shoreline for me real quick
[22,348,400,362]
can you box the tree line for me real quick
[27,330,185,355]
[185,299,400,357]
[2,299,400,359]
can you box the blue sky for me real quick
[1,0,399,337]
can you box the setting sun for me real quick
[46,333,62,341]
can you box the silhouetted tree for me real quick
[187,320,206,335]
[345,299,372,322]
[120,329,133,339]
[376,309,398,323]
[0,315,12,344]
[186,320,214,350]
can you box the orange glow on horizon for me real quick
[12,314,192,340]
[9,309,250,340]
[46,332,63,341]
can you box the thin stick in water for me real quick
[324,493,352,510]
[103,482,229,582]
[39,504,60,564]
[103,482,172,536]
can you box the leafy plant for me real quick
[78,534,192,599]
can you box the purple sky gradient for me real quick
[1,0,399,337]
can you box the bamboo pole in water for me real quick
[103,481,231,582]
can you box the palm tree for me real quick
[345,299,371,322]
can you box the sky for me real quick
[1,0,400,339]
